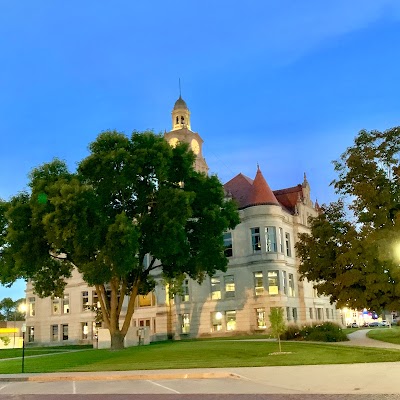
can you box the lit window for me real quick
[52,298,61,315]
[268,271,279,295]
[92,291,99,308]
[226,311,236,331]
[223,232,233,257]
[82,322,89,339]
[265,227,277,252]
[28,326,34,342]
[211,311,223,332]
[82,291,90,311]
[63,294,70,314]
[251,228,261,252]
[139,292,156,307]
[29,297,35,317]
[211,277,221,300]
[181,313,190,334]
[256,308,266,329]
[288,273,295,297]
[285,233,292,256]
[224,275,235,298]
[254,272,264,296]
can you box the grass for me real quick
[0,345,92,360]
[1,340,400,374]
[367,326,400,344]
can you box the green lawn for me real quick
[367,326,400,344]
[0,345,92,360]
[1,340,400,374]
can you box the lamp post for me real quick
[19,303,27,373]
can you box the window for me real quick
[326,308,330,319]
[309,308,313,319]
[181,279,189,302]
[28,326,34,342]
[226,311,236,331]
[93,291,99,308]
[251,228,261,252]
[268,271,279,295]
[52,297,61,315]
[28,297,35,317]
[288,273,295,297]
[82,291,90,311]
[254,272,264,296]
[138,292,156,307]
[211,277,221,300]
[62,324,68,341]
[224,275,235,298]
[265,227,277,252]
[285,233,292,256]
[223,232,233,257]
[292,308,298,322]
[211,311,223,332]
[181,313,190,334]
[279,227,284,253]
[82,322,89,339]
[331,309,334,319]
[316,308,323,320]
[286,307,291,321]
[256,308,266,329]
[282,271,287,295]
[63,294,70,314]
[51,325,58,341]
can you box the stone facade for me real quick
[24,96,337,345]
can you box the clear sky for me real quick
[1,0,400,300]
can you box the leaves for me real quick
[297,127,400,311]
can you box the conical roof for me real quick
[246,167,280,206]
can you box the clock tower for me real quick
[164,96,209,174]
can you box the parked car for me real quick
[368,321,380,327]
[350,322,359,328]
[381,320,390,327]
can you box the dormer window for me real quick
[181,116,185,124]
[176,116,179,124]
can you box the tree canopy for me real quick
[296,127,400,311]
[0,130,240,348]
[0,297,25,321]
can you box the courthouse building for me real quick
[24,96,337,344]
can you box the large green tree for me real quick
[0,130,239,349]
[296,127,400,311]
[0,297,25,321]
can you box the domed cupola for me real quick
[172,95,191,130]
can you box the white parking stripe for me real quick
[0,385,8,392]
[146,380,180,394]
[72,380,76,394]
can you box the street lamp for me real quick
[19,303,27,373]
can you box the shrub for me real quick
[280,322,348,342]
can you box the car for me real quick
[368,321,380,327]
[350,322,359,328]
[381,320,390,327]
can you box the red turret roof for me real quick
[224,168,306,213]
[246,167,279,207]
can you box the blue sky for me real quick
[1,0,400,300]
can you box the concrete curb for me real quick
[0,371,240,383]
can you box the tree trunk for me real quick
[110,330,125,350]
